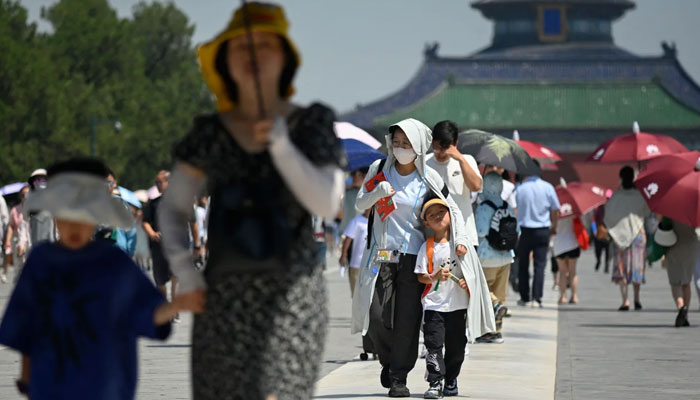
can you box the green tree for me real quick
[0,0,213,189]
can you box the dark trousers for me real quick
[517,227,551,302]
[423,309,467,383]
[368,254,424,382]
[594,238,611,272]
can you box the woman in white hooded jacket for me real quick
[351,118,495,397]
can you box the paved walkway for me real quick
[0,249,698,399]
[555,255,700,399]
[314,267,559,400]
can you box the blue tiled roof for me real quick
[340,51,700,131]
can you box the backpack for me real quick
[482,200,518,251]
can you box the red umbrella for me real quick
[634,151,700,227]
[587,122,687,162]
[513,130,562,164]
[556,179,609,218]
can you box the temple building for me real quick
[341,0,700,185]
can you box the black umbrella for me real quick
[457,129,540,175]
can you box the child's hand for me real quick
[439,267,450,282]
[458,278,468,290]
[173,290,206,313]
[456,245,467,257]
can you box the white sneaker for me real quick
[0,273,7,283]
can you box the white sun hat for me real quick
[23,172,134,229]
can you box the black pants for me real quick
[368,254,424,382]
[150,242,172,286]
[423,309,467,383]
[594,238,611,272]
[518,227,551,302]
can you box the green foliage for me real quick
[0,0,213,189]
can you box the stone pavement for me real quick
[0,249,697,399]
[314,267,559,400]
[555,255,700,399]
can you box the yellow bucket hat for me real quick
[197,2,300,112]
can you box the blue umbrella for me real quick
[117,186,142,208]
[0,182,26,196]
[342,139,386,172]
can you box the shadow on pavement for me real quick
[578,323,697,329]
[314,395,421,399]
[557,307,676,313]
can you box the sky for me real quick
[21,0,700,115]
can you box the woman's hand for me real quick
[252,120,274,146]
[149,232,161,242]
[456,245,467,257]
[374,181,395,198]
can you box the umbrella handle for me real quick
[240,0,266,119]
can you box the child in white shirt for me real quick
[340,209,370,296]
[414,198,469,399]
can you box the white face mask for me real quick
[393,147,417,165]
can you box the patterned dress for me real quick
[173,103,344,399]
[612,229,646,285]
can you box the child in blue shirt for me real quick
[0,158,198,399]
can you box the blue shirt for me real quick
[384,167,425,255]
[0,240,170,400]
[515,177,560,228]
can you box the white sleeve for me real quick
[414,242,428,274]
[268,116,344,219]
[343,216,358,238]
[464,154,482,181]
[355,159,392,211]
[446,193,469,248]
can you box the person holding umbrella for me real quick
[427,120,482,250]
[660,218,697,326]
[157,2,346,399]
[605,166,652,311]
[552,215,581,304]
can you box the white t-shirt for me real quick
[414,241,469,312]
[195,206,207,241]
[343,215,368,269]
[385,167,425,255]
[427,154,481,247]
[502,180,517,210]
[552,217,579,256]
[312,215,325,243]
